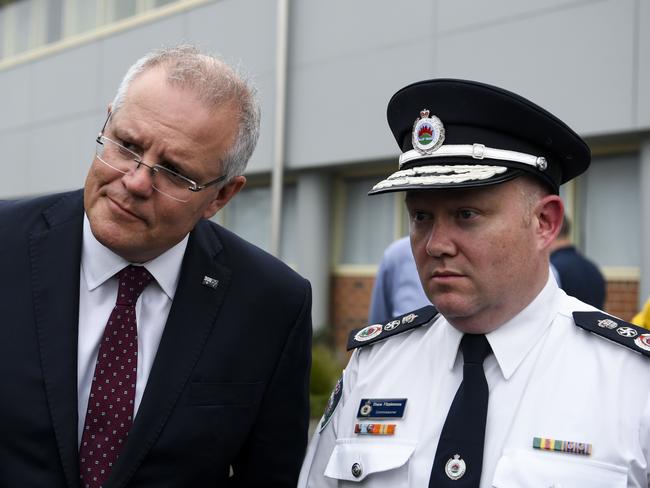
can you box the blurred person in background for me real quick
[368,236,431,324]
[550,215,606,308]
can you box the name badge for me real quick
[357,398,407,419]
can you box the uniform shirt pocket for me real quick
[324,438,416,485]
[492,448,627,488]
[188,381,263,406]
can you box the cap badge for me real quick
[412,109,445,155]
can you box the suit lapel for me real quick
[29,191,84,488]
[109,221,231,488]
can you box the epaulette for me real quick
[573,311,650,358]
[347,305,438,351]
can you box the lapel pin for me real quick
[202,276,219,289]
[533,437,592,456]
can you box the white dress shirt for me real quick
[77,215,188,445]
[299,276,650,487]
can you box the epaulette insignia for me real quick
[347,305,438,351]
[573,311,650,358]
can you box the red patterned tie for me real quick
[79,265,154,488]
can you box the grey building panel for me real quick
[97,15,186,107]
[0,129,30,196]
[638,0,650,128]
[32,43,103,124]
[186,0,278,174]
[290,0,435,67]
[25,113,102,197]
[437,0,587,33]
[435,0,638,136]
[185,0,277,76]
[0,65,32,131]
[245,73,274,174]
[285,43,435,168]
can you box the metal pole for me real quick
[269,0,289,257]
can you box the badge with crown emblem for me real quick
[412,109,445,154]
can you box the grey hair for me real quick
[111,44,260,183]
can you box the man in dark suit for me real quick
[550,216,606,308]
[0,45,312,488]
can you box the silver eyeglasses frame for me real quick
[95,112,227,203]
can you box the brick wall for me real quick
[330,275,374,353]
[604,280,639,322]
[330,275,641,351]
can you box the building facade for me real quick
[1,0,649,349]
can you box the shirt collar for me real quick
[81,214,188,300]
[444,274,560,379]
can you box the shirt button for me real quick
[351,462,362,478]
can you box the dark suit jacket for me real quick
[550,245,606,309]
[0,190,312,487]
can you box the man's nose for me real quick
[425,222,457,258]
[122,162,155,197]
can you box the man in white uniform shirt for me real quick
[299,79,650,487]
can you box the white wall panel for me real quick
[97,15,185,107]
[32,42,102,123]
[286,43,434,168]
[244,73,273,173]
[26,112,101,195]
[638,0,650,128]
[0,65,32,131]
[185,0,277,174]
[436,0,637,136]
[290,0,435,66]
[185,0,276,76]
[437,0,587,33]
[0,129,30,197]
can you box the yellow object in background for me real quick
[632,298,650,328]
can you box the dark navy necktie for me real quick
[429,334,491,487]
[79,265,153,488]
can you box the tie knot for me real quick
[116,265,154,306]
[460,334,491,365]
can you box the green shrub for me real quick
[309,326,345,419]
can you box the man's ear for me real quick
[202,176,246,219]
[535,194,564,251]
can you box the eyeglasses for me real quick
[94,116,226,203]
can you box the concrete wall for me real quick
[1,0,648,197]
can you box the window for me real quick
[221,184,298,264]
[0,0,184,62]
[339,176,398,265]
[63,0,101,37]
[581,153,640,267]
